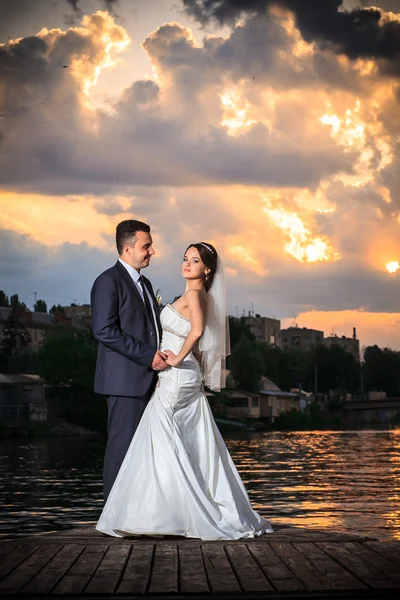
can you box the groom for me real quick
[91,219,168,501]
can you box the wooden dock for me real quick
[1,527,400,598]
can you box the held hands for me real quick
[151,350,169,371]
[164,350,181,367]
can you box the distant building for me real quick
[324,327,360,359]
[62,304,92,319]
[0,307,89,352]
[0,373,47,422]
[280,326,324,351]
[221,376,300,423]
[237,313,281,345]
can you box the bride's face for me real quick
[182,247,208,282]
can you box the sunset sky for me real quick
[1,0,400,350]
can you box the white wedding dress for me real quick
[96,304,273,540]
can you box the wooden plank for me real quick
[365,541,400,569]
[178,544,209,594]
[271,542,333,591]
[248,543,305,592]
[317,542,397,590]
[22,545,84,596]
[148,544,178,594]
[344,542,400,585]
[0,545,16,561]
[201,544,241,594]
[84,544,130,595]
[0,545,40,582]
[293,542,366,590]
[0,544,61,594]
[116,544,154,595]
[225,544,273,593]
[52,544,108,595]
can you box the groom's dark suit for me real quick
[91,260,162,500]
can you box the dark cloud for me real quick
[0,227,190,310]
[0,19,354,192]
[182,0,400,72]
[65,0,119,21]
[66,0,81,14]
[265,263,400,314]
[0,228,111,307]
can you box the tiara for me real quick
[199,242,215,254]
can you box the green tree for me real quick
[228,316,255,348]
[37,327,103,430]
[230,333,264,392]
[0,290,9,307]
[0,306,31,372]
[364,345,400,396]
[310,345,360,394]
[49,304,65,315]
[34,299,47,313]
[259,343,282,385]
[284,347,312,390]
[9,294,27,310]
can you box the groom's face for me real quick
[125,231,155,270]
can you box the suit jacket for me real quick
[91,261,162,397]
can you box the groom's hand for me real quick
[152,350,169,371]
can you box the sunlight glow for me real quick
[386,261,400,274]
[69,12,131,109]
[263,199,339,263]
[320,98,393,188]
[220,89,256,135]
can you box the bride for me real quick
[96,242,273,540]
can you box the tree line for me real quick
[0,291,65,315]
[1,291,399,432]
[229,317,400,397]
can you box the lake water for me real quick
[1,429,399,540]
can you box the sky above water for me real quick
[1,0,400,350]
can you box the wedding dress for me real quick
[96,303,273,540]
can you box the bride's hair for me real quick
[185,242,218,292]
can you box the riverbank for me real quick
[0,420,99,439]
[2,417,400,440]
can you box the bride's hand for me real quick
[164,350,180,367]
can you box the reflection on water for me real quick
[1,430,399,540]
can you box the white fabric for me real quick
[118,258,160,348]
[96,304,273,540]
[118,258,143,300]
[198,256,230,392]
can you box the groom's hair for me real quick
[116,220,151,254]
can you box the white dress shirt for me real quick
[118,258,160,348]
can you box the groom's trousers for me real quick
[103,393,151,502]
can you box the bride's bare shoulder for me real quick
[184,289,207,307]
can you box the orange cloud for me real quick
[0,192,131,248]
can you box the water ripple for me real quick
[0,430,399,540]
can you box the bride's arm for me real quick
[165,290,206,367]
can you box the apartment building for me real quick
[239,313,281,346]
[280,326,324,351]
[324,327,360,359]
[0,307,89,352]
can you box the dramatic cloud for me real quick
[1,2,400,348]
[182,1,400,73]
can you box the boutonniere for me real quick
[156,289,163,308]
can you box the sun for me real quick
[386,261,400,274]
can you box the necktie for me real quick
[138,275,153,318]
